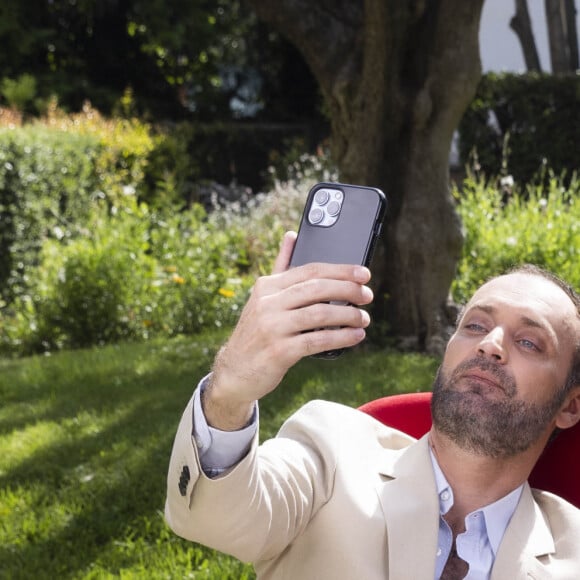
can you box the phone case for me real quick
[289,182,387,358]
[290,182,387,268]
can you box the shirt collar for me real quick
[428,447,523,555]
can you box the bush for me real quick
[452,171,580,304]
[0,204,154,352]
[0,200,253,355]
[41,100,156,207]
[0,125,100,303]
[459,73,579,185]
[0,73,38,112]
[0,102,156,304]
[141,120,326,200]
[147,203,252,336]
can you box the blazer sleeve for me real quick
[164,397,341,563]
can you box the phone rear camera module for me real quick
[308,207,324,224]
[308,188,344,227]
[314,189,330,205]
[327,200,341,216]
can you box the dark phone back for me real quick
[290,182,387,268]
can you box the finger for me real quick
[279,278,374,311]
[272,231,298,274]
[295,326,367,358]
[271,261,371,292]
[288,303,371,334]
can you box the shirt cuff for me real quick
[192,374,258,474]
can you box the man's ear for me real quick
[555,386,580,430]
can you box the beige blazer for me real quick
[165,398,580,579]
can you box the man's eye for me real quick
[518,338,540,351]
[465,323,487,332]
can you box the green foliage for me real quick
[0,106,271,356]
[452,172,580,304]
[2,103,579,357]
[38,207,156,349]
[0,124,100,303]
[0,200,252,355]
[140,124,193,208]
[0,0,322,124]
[0,104,156,305]
[142,120,323,194]
[0,73,38,111]
[209,178,307,274]
[42,102,157,206]
[459,73,579,185]
[264,138,337,189]
[146,204,252,336]
[0,332,438,578]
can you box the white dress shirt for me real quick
[192,375,256,477]
[429,448,523,579]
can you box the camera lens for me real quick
[314,189,330,205]
[308,207,324,224]
[327,200,340,216]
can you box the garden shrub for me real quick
[41,100,156,207]
[0,125,100,303]
[0,199,254,354]
[0,101,156,304]
[1,203,156,352]
[208,177,311,274]
[459,73,579,185]
[0,73,39,113]
[452,171,579,304]
[2,99,578,357]
[146,203,252,336]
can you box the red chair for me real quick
[359,392,580,509]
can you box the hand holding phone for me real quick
[289,182,387,358]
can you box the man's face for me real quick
[431,273,579,458]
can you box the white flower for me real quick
[500,175,514,188]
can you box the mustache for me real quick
[448,356,517,397]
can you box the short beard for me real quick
[431,357,568,459]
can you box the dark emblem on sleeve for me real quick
[178,465,190,496]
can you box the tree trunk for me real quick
[545,0,574,73]
[510,0,542,72]
[564,0,579,70]
[246,0,484,352]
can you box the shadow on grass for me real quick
[0,337,218,437]
[0,336,227,578]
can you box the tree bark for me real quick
[545,0,574,74]
[564,0,579,70]
[246,0,484,352]
[510,0,542,72]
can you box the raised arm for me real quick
[202,231,373,430]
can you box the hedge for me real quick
[459,73,579,184]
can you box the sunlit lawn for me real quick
[0,330,439,579]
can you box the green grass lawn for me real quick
[0,331,439,579]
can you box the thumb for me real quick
[272,231,297,274]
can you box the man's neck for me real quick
[428,428,544,525]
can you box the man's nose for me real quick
[477,327,507,362]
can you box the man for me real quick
[165,231,580,579]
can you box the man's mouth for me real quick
[460,370,505,394]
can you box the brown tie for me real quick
[440,540,469,580]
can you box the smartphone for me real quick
[289,182,387,358]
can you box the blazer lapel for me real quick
[491,484,554,580]
[375,435,439,580]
